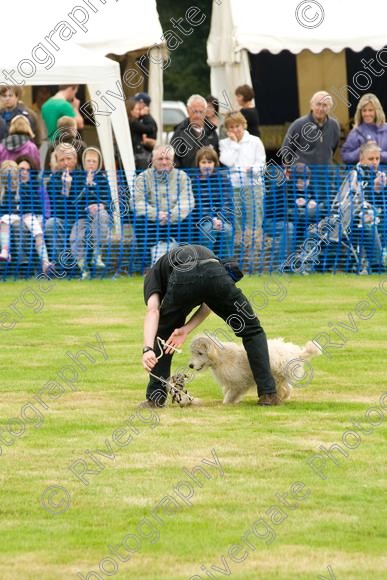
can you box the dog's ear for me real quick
[204,337,218,361]
[191,337,209,354]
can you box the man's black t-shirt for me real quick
[143,245,216,304]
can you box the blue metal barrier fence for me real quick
[0,165,385,279]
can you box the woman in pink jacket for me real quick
[0,115,41,169]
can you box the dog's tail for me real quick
[299,341,322,359]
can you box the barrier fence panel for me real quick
[0,165,385,280]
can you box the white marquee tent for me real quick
[208,0,387,108]
[76,0,165,137]
[2,0,166,228]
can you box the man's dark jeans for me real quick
[146,260,276,404]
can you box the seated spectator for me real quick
[0,116,41,168]
[312,142,385,274]
[15,155,50,220]
[44,116,87,169]
[235,84,261,138]
[263,166,294,268]
[126,97,155,170]
[0,160,52,272]
[171,94,219,169]
[190,146,234,257]
[131,145,195,269]
[70,147,112,279]
[219,111,266,230]
[341,93,387,165]
[45,144,83,268]
[286,163,326,244]
[0,86,41,145]
[42,85,84,142]
[134,92,158,142]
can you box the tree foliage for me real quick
[156,0,212,101]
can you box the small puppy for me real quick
[189,335,321,404]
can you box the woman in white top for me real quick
[219,111,266,230]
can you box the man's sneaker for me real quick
[257,393,281,406]
[0,249,11,262]
[93,254,106,269]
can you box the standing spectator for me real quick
[0,116,41,168]
[0,86,40,145]
[44,116,87,170]
[191,146,234,257]
[341,93,387,164]
[126,97,155,171]
[134,92,158,141]
[220,111,266,230]
[0,159,51,272]
[235,84,261,138]
[205,95,225,138]
[41,85,84,142]
[31,86,54,143]
[70,147,112,279]
[280,91,340,166]
[131,145,195,268]
[171,94,219,169]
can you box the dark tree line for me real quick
[156,0,212,101]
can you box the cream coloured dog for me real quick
[188,335,321,404]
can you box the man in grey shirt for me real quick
[279,91,340,166]
[131,145,195,269]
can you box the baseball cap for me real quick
[134,92,151,106]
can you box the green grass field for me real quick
[0,274,386,580]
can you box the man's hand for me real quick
[212,217,223,231]
[142,350,158,372]
[61,170,72,196]
[87,203,105,215]
[142,134,156,149]
[164,327,189,354]
[158,210,169,225]
[72,97,81,111]
[86,170,95,186]
[374,172,386,191]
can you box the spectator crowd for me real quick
[0,83,386,278]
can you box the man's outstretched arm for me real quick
[142,293,160,371]
[164,303,211,354]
